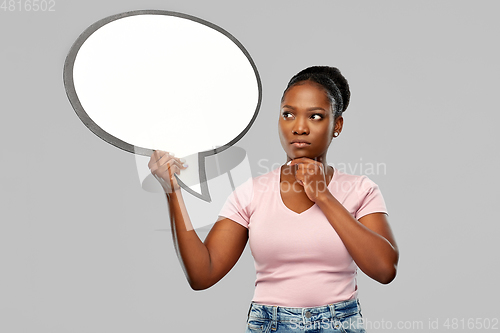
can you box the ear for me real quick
[334,116,344,136]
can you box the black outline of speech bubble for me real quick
[63,10,262,202]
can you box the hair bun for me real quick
[294,66,350,112]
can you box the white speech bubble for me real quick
[63,10,261,201]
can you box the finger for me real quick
[294,167,305,186]
[154,163,181,190]
[167,164,181,178]
[158,158,183,177]
[287,157,318,166]
[157,153,187,169]
[178,158,188,169]
[149,152,187,172]
[148,150,177,170]
[294,163,318,176]
[157,151,174,164]
[294,164,309,179]
[148,150,168,169]
[306,165,319,175]
[150,152,175,174]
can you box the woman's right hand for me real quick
[148,150,249,291]
[148,150,187,193]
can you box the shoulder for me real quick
[332,168,388,218]
[229,166,279,198]
[219,167,278,222]
[331,169,384,203]
[253,166,280,188]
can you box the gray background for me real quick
[1,0,499,332]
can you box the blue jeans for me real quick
[245,298,366,333]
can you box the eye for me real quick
[310,114,324,120]
[282,111,294,119]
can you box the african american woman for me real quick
[148,66,398,332]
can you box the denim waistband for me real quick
[247,298,361,323]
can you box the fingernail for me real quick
[170,152,175,157]
[287,161,291,166]
[182,163,188,168]
[179,158,186,163]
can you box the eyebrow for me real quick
[281,105,328,112]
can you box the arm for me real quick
[290,158,399,284]
[315,196,398,284]
[149,151,249,290]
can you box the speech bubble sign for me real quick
[63,10,261,201]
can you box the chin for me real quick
[289,152,314,160]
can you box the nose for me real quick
[292,117,309,135]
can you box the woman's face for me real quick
[278,81,342,162]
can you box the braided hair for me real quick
[281,66,350,118]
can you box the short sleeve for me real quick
[355,176,388,220]
[218,177,254,229]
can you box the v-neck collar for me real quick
[277,165,336,216]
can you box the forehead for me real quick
[281,81,331,107]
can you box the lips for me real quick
[290,140,311,148]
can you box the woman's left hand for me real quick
[288,157,331,202]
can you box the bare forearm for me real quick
[316,193,398,284]
[166,190,212,290]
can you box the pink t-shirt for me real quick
[218,166,388,307]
